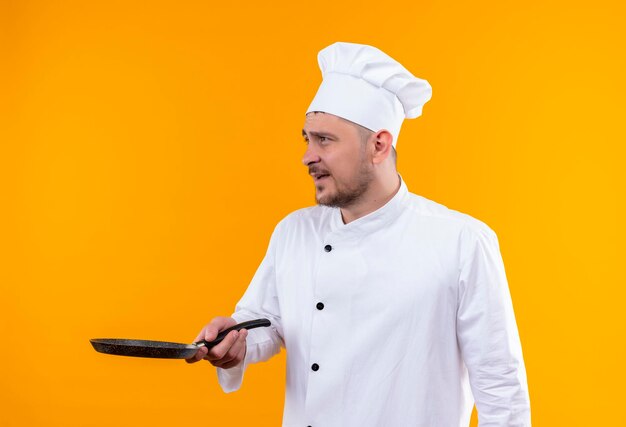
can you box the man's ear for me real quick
[371,130,394,165]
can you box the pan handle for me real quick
[194,318,271,349]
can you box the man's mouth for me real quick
[310,172,331,182]
[313,174,329,182]
[309,168,331,182]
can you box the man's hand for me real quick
[186,316,248,369]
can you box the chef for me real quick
[187,42,531,426]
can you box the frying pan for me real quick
[90,318,271,359]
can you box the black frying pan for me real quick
[90,318,271,359]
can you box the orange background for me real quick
[1,0,625,425]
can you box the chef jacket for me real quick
[216,177,531,427]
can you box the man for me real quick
[187,42,531,426]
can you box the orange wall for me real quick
[1,0,625,425]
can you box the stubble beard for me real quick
[316,159,373,209]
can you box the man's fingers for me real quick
[206,330,240,361]
[192,317,237,344]
[203,325,220,342]
[192,325,216,343]
[185,346,208,364]
[212,329,248,368]
[213,329,248,366]
[186,316,239,365]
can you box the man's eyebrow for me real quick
[301,129,339,139]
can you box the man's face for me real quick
[302,112,373,208]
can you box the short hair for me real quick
[309,111,397,166]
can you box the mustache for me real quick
[308,166,330,175]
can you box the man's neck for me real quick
[340,174,401,224]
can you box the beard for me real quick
[314,159,374,208]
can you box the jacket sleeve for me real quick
[216,221,285,393]
[456,223,531,426]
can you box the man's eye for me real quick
[319,136,327,142]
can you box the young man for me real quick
[187,42,531,426]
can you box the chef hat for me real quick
[306,42,432,147]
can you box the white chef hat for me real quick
[306,42,432,147]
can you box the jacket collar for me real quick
[329,174,408,239]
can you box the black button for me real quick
[324,244,332,252]
[316,302,324,310]
[311,363,319,371]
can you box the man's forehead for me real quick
[303,112,375,141]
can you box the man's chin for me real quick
[316,191,341,208]
[315,188,333,206]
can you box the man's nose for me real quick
[302,143,320,166]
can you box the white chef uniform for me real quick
[216,176,531,426]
